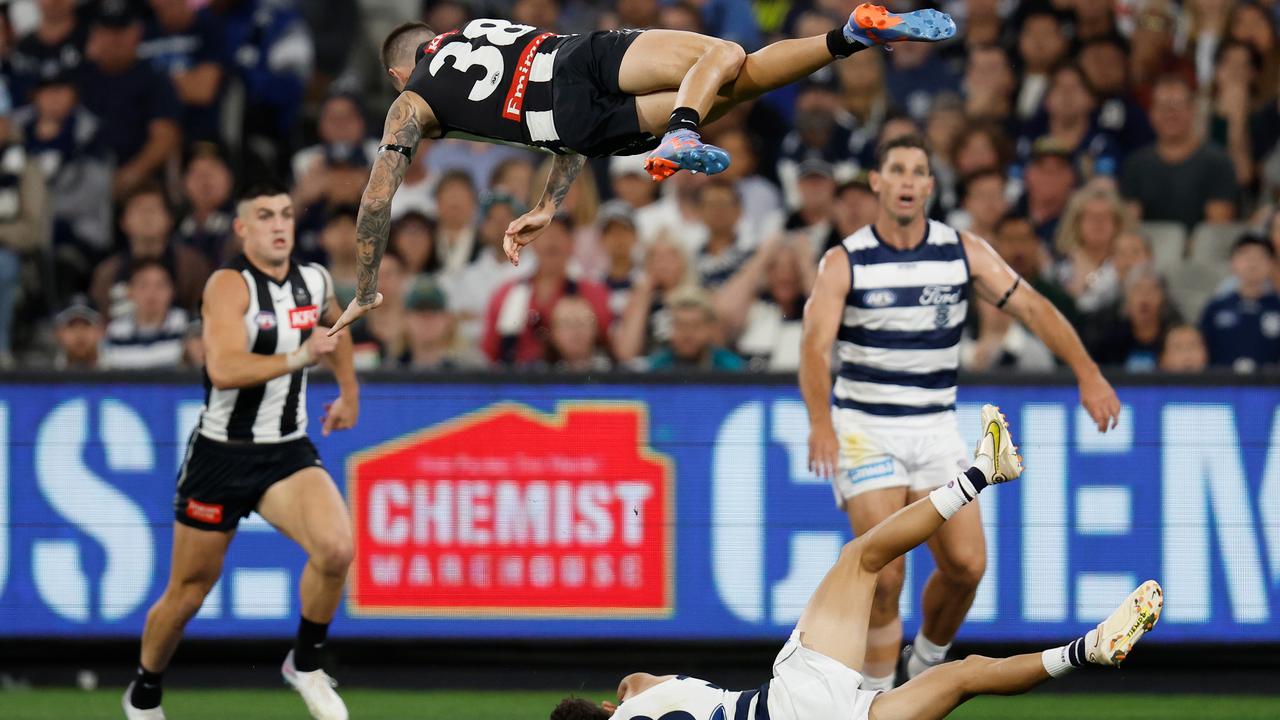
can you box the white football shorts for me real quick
[767,630,880,720]
[829,407,969,508]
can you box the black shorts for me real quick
[174,434,323,532]
[551,30,660,157]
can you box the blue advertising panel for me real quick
[0,380,1276,643]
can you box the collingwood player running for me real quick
[800,135,1121,691]
[124,182,358,720]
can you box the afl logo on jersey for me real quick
[255,311,277,330]
[863,289,897,307]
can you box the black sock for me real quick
[963,466,989,494]
[826,27,869,59]
[130,665,164,709]
[666,107,701,136]
[293,617,330,672]
[1066,637,1088,667]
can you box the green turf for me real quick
[2,690,1279,720]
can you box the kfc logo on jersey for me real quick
[289,305,319,330]
[422,29,458,55]
[255,311,277,330]
[349,402,674,618]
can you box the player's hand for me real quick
[808,421,840,479]
[503,203,554,266]
[1079,368,1121,432]
[602,702,618,714]
[307,327,341,358]
[328,293,384,336]
[321,394,359,436]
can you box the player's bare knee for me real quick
[942,552,987,590]
[705,39,746,79]
[871,558,906,605]
[955,655,998,694]
[311,535,354,576]
[169,576,216,619]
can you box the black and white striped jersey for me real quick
[197,255,331,444]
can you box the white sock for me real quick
[860,671,895,692]
[906,632,951,678]
[1041,635,1089,678]
[928,467,986,520]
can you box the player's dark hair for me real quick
[697,177,741,205]
[236,179,291,207]
[382,21,435,71]
[958,167,1006,203]
[549,696,611,720]
[875,133,932,174]
[435,169,477,198]
[122,179,168,211]
[1049,60,1097,100]
[127,257,174,285]
[995,211,1034,235]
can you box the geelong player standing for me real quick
[124,182,358,720]
[800,136,1122,691]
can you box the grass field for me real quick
[3,690,1280,720]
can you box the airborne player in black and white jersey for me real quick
[124,182,359,720]
[328,6,960,334]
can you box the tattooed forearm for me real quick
[354,94,422,306]
[538,153,586,210]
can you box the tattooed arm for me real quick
[502,152,587,266]
[329,93,426,335]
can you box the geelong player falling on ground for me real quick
[327,4,958,334]
[124,182,359,720]
[552,407,1163,720]
[799,135,1122,691]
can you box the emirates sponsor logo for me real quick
[502,33,553,122]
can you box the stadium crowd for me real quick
[1,0,1279,374]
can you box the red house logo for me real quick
[347,402,674,618]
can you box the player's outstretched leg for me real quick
[868,581,1163,720]
[790,405,1021,672]
[636,4,956,181]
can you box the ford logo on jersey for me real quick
[863,289,897,307]
[920,285,962,305]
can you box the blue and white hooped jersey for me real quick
[609,676,771,720]
[834,221,970,420]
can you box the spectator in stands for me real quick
[616,0,660,29]
[100,259,189,370]
[837,47,891,152]
[489,157,535,208]
[925,94,966,214]
[777,82,862,208]
[1184,0,1234,89]
[1015,10,1069,121]
[951,123,1014,188]
[540,295,613,372]
[292,93,378,207]
[659,1,702,33]
[182,319,204,369]
[91,182,210,318]
[513,0,562,31]
[0,95,50,366]
[13,70,111,302]
[715,235,812,371]
[1113,230,1156,287]
[434,170,481,272]
[962,45,1015,125]
[597,200,640,320]
[1129,0,1193,110]
[212,0,313,176]
[532,155,603,271]
[53,296,103,370]
[951,169,1008,240]
[784,159,840,258]
[608,153,665,241]
[1074,0,1118,43]
[1088,264,1181,371]
[1078,35,1155,156]
[482,215,610,365]
[883,35,960,122]
[8,0,87,102]
[389,143,436,220]
[1199,234,1280,372]
[1020,63,1122,181]
[78,1,181,199]
[963,297,1057,372]
[176,143,235,265]
[1227,2,1277,104]
[319,205,359,304]
[644,286,744,371]
[1015,138,1078,242]
[139,0,227,144]
[833,175,880,239]
[615,234,692,362]
[389,211,441,277]
[1208,41,1262,189]
[401,276,486,370]
[713,128,784,242]
[1159,323,1209,372]
[1121,75,1239,227]
[994,213,1078,323]
[694,179,753,288]
[698,0,761,51]
[442,192,530,345]
[1054,184,1131,315]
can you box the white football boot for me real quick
[121,682,166,720]
[1086,580,1164,667]
[282,650,349,720]
[975,404,1023,483]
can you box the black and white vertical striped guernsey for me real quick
[198,255,331,444]
[834,221,970,417]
